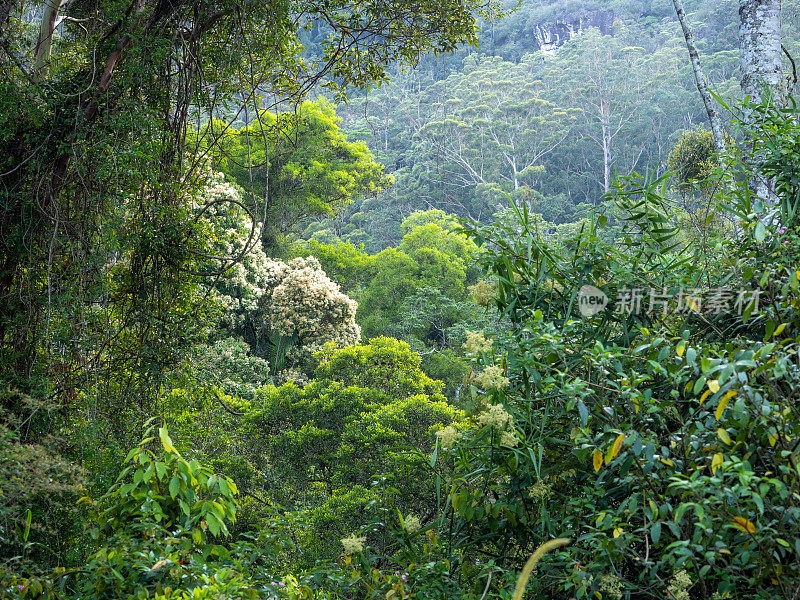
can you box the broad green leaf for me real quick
[577,400,588,427]
[206,513,221,537]
[764,320,776,342]
[169,477,180,499]
[693,376,707,395]
[159,427,177,455]
[650,522,661,544]
[755,221,766,243]
[752,494,764,515]
[644,442,655,463]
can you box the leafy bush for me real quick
[428,109,800,598]
[0,422,258,600]
[0,407,83,573]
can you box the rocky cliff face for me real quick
[531,10,616,52]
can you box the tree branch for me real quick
[671,0,726,155]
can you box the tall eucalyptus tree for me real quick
[739,0,783,103]
[739,0,783,209]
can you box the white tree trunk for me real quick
[602,122,610,193]
[34,0,63,75]
[739,0,783,103]
[739,0,782,213]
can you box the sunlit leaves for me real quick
[717,428,732,445]
[159,426,178,455]
[732,516,757,534]
[202,99,389,252]
[711,453,724,475]
[715,391,737,420]
[593,449,603,472]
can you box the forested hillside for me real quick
[322,0,800,250]
[2,0,800,599]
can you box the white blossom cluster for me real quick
[259,256,361,351]
[598,574,625,600]
[468,281,499,307]
[477,403,514,429]
[190,166,360,361]
[478,403,519,446]
[340,533,366,555]
[667,570,692,600]
[273,367,311,387]
[435,424,461,449]
[190,167,273,327]
[475,365,509,390]
[463,330,493,356]
[527,479,553,501]
[192,339,270,400]
[403,514,422,534]
[499,430,519,447]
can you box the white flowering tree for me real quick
[258,256,360,349]
[189,167,272,326]
[190,166,361,383]
[256,256,361,379]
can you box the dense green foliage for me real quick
[4,0,800,599]
[199,98,390,252]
